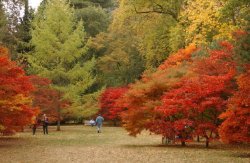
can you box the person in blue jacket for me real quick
[95,114,104,133]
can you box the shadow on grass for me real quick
[122,144,217,150]
[230,153,250,158]
[0,137,27,148]
[122,143,250,151]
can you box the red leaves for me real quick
[119,45,197,137]
[157,41,236,144]
[30,75,68,123]
[219,66,250,143]
[99,87,128,121]
[0,46,39,135]
[115,41,248,146]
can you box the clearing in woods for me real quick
[0,126,249,163]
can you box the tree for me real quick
[99,87,128,126]
[94,31,145,87]
[158,42,236,147]
[119,45,197,137]
[119,41,239,147]
[110,0,184,69]
[70,0,115,37]
[0,1,7,44]
[30,75,69,123]
[219,66,250,144]
[220,0,249,27]
[62,90,102,122]
[0,0,25,57]
[0,46,38,135]
[28,0,96,130]
[16,0,34,61]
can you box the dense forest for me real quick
[0,0,249,145]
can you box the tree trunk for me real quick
[197,136,200,142]
[56,93,61,131]
[113,120,117,126]
[181,141,186,146]
[57,108,61,131]
[205,138,209,148]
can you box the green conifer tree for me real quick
[28,0,96,130]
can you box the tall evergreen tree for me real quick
[0,1,7,44]
[28,0,96,130]
[16,0,34,66]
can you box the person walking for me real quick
[95,114,104,133]
[42,114,49,134]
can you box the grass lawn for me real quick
[0,125,249,163]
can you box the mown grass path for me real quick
[0,126,249,163]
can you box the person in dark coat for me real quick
[42,114,49,134]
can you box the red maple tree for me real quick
[0,47,39,135]
[99,87,128,125]
[30,75,69,123]
[219,65,250,144]
[157,41,236,147]
[120,45,197,137]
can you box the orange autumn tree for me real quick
[119,41,240,147]
[157,42,236,147]
[219,65,250,144]
[0,47,39,135]
[120,45,197,136]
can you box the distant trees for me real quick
[70,0,115,37]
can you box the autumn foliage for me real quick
[0,47,39,135]
[119,45,197,137]
[156,42,236,146]
[99,39,249,146]
[219,65,250,144]
[30,76,69,123]
[99,87,128,124]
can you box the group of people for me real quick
[31,114,105,135]
[31,114,49,135]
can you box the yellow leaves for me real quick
[0,94,32,111]
[180,0,237,45]
[214,23,237,40]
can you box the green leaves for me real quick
[28,0,96,118]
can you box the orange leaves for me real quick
[116,41,247,147]
[0,46,39,135]
[219,66,250,143]
[158,42,236,145]
[119,45,197,136]
[158,44,196,70]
